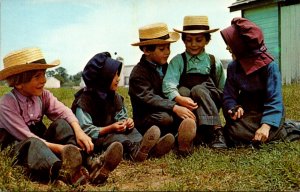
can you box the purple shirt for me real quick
[0,88,78,141]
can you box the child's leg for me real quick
[137,112,176,136]
[178,86,191,97]
[190,84,227,148]
[190,84,222,126]
[12,137,61,179]
[43,119,77,145]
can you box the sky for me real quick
[1,0,240,75]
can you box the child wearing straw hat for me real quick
[162,16,227,149]
[0,47,120,185]
[129,22,199,156]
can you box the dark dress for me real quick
[223,61,300,146]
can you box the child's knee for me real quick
[191,85,209,98]
[159,113,174,127]
[178,86,191,97]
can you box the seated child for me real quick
[163,16,227,149]
[129,22,198,156]
[220,17,300,147]
[72,52,173,166]
[0,47,94,185]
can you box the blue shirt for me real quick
[223,61,283,128]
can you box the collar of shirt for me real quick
[186,50,207,62]
[143,56,164,77]
[13,88,33,102]
[12,88,42,125]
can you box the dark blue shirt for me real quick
[223,61,283,128]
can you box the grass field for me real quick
[0,84,300,191]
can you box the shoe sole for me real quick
[151,133,175,157]
[60,144,84,184]
[134,125,161,162]
[178,118,197,154]
[90,142,123,184]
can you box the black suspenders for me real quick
[181,52,217,86]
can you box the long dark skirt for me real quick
[93,128,142,159]
[224,110,300,147]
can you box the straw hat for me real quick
[174,16,219,34]
[0,47,60,80]
[131,23,180,46]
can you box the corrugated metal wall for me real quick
[280,3,300,84]
[243,4,280,65]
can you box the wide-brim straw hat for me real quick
[174,16,219,34]
[0,47,60,81]
[131,22,180,46]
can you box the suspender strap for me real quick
[9,92,43,118]
[208,54,217,86]
[180,52,217,86]
[181,52,187,74]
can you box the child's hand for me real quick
[124,118,134,130]
[228,105,244,120]
[173,105,196,120]
[112,121,127,133]
[253,123,271,142]
[175,96,198,111]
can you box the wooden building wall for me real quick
[280,3,300,84]
[243,4,280,65]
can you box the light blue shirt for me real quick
[75,105,128,139]
[163,51,226,100]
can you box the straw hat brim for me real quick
[131,32,180,46]
[173,28,219,34]
[0,60,60,81]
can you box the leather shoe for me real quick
[210,128,227,149]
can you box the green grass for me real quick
[0,84,300,191]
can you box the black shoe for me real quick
[210,128,227,149]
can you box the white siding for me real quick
[45,77,60,88]
[280,3,300,84]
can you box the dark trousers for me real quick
[179,83,222,127]
[136,112,181,136]
[0,119,77,180]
